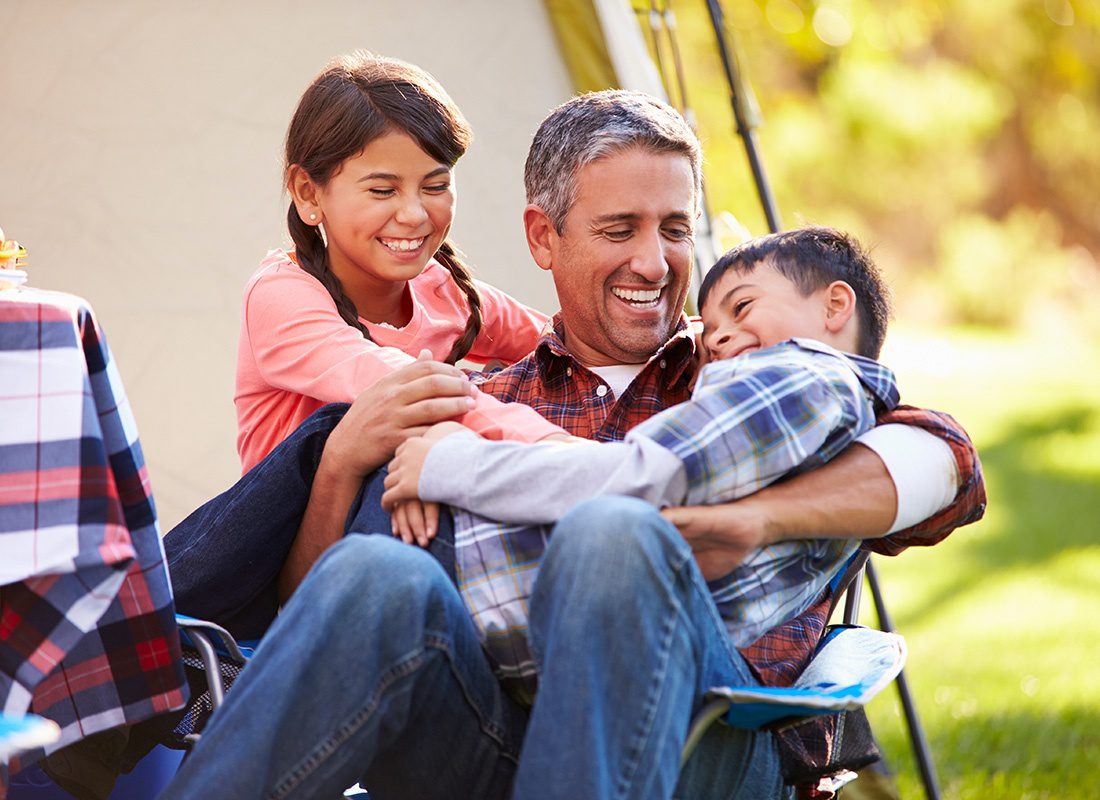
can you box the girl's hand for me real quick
[324,350,475,478]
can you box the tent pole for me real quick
[702,0,782,234]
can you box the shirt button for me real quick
[596,385,608,397]
[659,359,667,369]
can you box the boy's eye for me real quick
[733,299,752,317]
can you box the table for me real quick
[0,287,186,781]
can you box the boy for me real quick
[382,226,898,701]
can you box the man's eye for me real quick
[604,229,632,241]
[663,227,692,241]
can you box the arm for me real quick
[392,344,881,522]
[244,262,564,443]
[664,408,985,579]
[277,357,477,600]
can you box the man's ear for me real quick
[288,164,323,226]
[524,204,557,272]
[823,280,857,334]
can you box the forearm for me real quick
[420,432,685,524]
[750,442,898,544]
[277,450,363,601]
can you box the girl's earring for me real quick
[309,213,318,222]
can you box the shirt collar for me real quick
[790,337,900,412]
[534,313,698,389]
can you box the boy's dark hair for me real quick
[697,226,892,358]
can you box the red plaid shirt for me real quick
[477,315,986,688]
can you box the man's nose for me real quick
[627,233,670,283]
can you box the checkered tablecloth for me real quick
[0,288,186,783]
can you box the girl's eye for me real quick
[369,188,396,198]
[424,183,451,194]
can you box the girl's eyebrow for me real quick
[357,166,451,182]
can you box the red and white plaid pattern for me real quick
[0,289,186,789]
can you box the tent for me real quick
[0,1,746,525]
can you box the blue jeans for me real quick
[161,497,787,799]
[163,403,454,640]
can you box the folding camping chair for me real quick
[679,550,942,799]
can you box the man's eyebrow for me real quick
[592,213,639,224]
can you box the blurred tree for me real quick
[655,0,1099,328]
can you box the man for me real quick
[162,92,983,799]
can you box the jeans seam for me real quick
[268,632,518,799]
[613,586,684,800]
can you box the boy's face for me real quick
[699,261,833,361]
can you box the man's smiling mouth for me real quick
[611,287,662,309]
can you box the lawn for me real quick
[858,325,1100,798]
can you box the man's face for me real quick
[542,147,696,366]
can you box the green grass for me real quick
[857,326,1100,798]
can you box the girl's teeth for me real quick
[382,238,425,252]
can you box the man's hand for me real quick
[325,351,476,479]
[662,503,772,581]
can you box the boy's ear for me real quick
[524,205,557,272]
[287,164,323,226]
[823,280,857,334]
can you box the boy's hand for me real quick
[661,503,772,581]
[390,498,439,549]
[382,422,470,545]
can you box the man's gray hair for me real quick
[524,90,702,232]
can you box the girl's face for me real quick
[315,131,455,292]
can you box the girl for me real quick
[235,51,561,472]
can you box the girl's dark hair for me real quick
[285,51,482,364]
[698,227,892,358]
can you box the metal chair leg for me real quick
[865,558,942,800]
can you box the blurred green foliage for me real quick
[652,0,1099,331]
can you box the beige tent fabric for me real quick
[0,0,573,527]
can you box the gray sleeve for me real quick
[418,431,687,525]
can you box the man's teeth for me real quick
[611,287,662,305]
[381,237,426,252]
